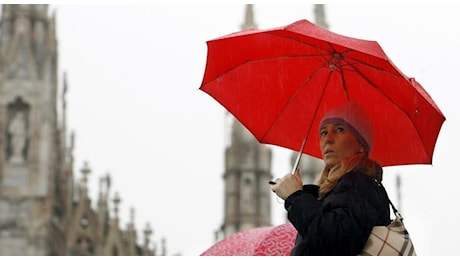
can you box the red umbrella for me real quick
[200,223,297,256]
[200,19,445,168]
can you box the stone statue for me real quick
[8,111,27,163]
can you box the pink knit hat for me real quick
[319,102,374,153]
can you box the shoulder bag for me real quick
[359,181,417,256]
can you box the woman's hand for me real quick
[269,169,303,200]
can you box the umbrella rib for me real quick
[345,56,403,78]
[333,51,415,108]
[259,42,338,143]
[345,60,411,117]
[205,52,335,85]
[210,31,342,84]
[260,65,323,142]
[268,31,346,57]
[341,60,432,162]
[261,60,333,153]
[265,32,399,78]
[336,52,414,117]
[247,53,330,64]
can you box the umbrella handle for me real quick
[291,137,307,175]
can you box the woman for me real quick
[270,102,391,255]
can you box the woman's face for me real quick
[319,122,363,169]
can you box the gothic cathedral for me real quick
[0,5,155,256]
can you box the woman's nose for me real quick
[324,132,334,143]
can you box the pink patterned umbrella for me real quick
[200,223,297,256]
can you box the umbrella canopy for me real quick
[200,19,445,167]
[200,223,297,256]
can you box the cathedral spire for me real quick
[143,223,153,255]
[314,4,329,29]
[80,161,91,199]
[112,191,121,223]
[0,5,55,80]
[219,4,272,240]
[61,72,68,149]
[241,4,257,30]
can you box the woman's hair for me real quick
[315,152,382,199]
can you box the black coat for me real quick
[284,171,391,256]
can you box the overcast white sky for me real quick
[51,2,459,256]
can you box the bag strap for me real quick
[374,179,403,220]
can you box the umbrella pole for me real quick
[291,137,307,175]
